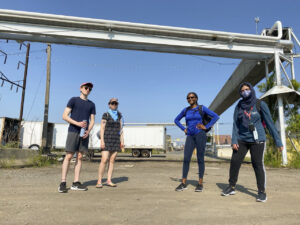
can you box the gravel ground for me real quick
[0,160,299,225]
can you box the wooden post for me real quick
[41,44,51,154]
[18,43,30,147]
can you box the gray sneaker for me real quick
[71,182,87,191]
[256,192,267,202]
[221,185,236,196]
[58,182,68,193]
[195,184,203,192]
[175,183,187,192]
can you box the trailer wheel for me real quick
[132,149,141,157]
[29,144,40,151]
[141,149,151,158]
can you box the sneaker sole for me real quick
[71,186,87,191]
[221,191,236,196]
[175,188,187,192]
[195,189,203,192]
[256,197,267,203]
[58,187,67,193]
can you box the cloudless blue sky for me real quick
[0,0,299,140]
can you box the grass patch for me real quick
[26,154,58,167]
[264,148,282,168]
[287,151,300,169]
[0,156,16,168]
[0,141,20,149]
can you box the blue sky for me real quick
[0,0,299,140]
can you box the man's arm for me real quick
[62,107,86,128]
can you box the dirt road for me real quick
[0,160,299,225]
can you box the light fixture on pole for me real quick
[255,17,260,34]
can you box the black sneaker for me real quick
[256,192,267,202]
[195,184,203,192]
[58,182,67,193]
[71,181,88,191]
[175,183,187,192]
[221,185,236,196]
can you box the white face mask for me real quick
[241,89,251,98]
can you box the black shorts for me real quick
[65,131,89,153]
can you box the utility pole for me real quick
[17,43,30,146]
[41,44,51,154]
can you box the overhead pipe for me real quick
[261,21,283,40]
[0,9,287,44]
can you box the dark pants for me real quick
[182,131,207,179]
[229,140,266,192]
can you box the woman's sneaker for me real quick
[256,192,267,202]
[221,185,236,196]
[58,182,67,193]
[71,181,88,191]
[175,183,187,192]
[195,184,203,192]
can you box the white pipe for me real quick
[291,59,295,80]
[268,21,283,40]
[274,51,288,165]
[0,9,285,43]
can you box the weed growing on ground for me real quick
[0,157,16,168]
[288,151,300,169]
[26,155,58,167]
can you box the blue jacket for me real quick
[232,100,283,147]
[174,105,219,136]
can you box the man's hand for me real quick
[77,121,87,128]
[120,143,124,149]
[82,130,90,139]
[196,123,206,130]
[232,144,239,151]
[279,146,284,152]
[184,128,187,134]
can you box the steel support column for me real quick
[274,51,287,165]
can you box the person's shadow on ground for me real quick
[83,176,129,187]
[216,183,257,198]
[169,177,205,187]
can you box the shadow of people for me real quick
[216,183,257,198]
[83,176,129,187]
[169,177,203,187]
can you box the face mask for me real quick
[241,89,251,98]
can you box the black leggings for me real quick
[182,131,207,179]
[229,141,266,192]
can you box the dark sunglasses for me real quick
[187,96,196,100]
[84,86,92,91]
[110,101,118,105]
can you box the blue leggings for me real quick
[182,131,207,179]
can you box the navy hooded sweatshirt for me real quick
[232,82,283,147]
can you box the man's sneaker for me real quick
[71,182,88,191]
[175,183,187,192]
[58,182,67,193]
[195,183,203,192]
[221,185,236,196]
[256,192,267,202]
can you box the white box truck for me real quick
[123,125,166,157]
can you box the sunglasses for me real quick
[187,96,196,100]
[110,101,118,105]
[84,86,92,91]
